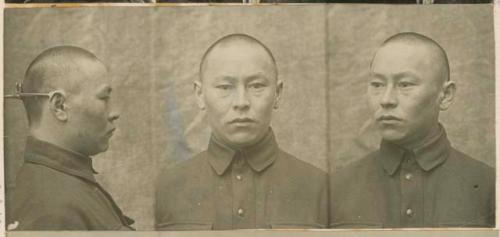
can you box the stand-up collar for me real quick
[378,124,451,176]
[24,136,98,183]
[207,128,279,176]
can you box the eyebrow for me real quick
[394,71,421,81]
[212,76,237,83]
[247,72,270,80]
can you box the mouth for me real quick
[228,118,256,126]
[106,128,116,137]
[376,115,403,125]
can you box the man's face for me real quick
[368,42,444,147]
[66,60,119,156]
[198,42,281,149]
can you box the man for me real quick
[7,46,134,230]
[155,34,327,230]
[329,32,495,228]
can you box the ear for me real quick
[48,91,69,122]
[273,80,284,109]
[194,80,206,110]
[439,80,456,111]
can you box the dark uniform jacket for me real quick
[329,125,495,228]
[8,137,134,230]
[155,129,327,230]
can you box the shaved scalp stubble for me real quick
[199,33,278,82]
[22,45,104,126]
[372,32,450,83]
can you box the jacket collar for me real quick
[378,124,451,176]
[24,136,98,183]
[207,128,279,176]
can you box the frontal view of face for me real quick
[198,40,281,149]
[368,42,448,147]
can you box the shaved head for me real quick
[372,32,450,84]
[368,32,456,148]
[22,46,106,126]
[195,34,283,148]
[199,33,278,82]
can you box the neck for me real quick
[30,126,87,157]
[398,123,442,150]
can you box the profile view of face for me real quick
[368,41,447,147]
[65,60,120,156]
[198,39,281,149]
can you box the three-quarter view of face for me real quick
[368,35,455,148]
[196,35,282,149]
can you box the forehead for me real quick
[371,42,441,78]
[72,59,110,92]
[202,42,276,81]
[79,59,108,81]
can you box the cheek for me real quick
[367,93,380,111]
[401,91,440,122]
[78,104,108,130]
[366,94,382,119]
[204,94,231,123]
[250,93,276,119]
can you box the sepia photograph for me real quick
[327,4,495,228]
[2,3,496,235]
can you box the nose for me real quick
[108,111,120,122]
[380,84,397,108]
[233,86,250,111]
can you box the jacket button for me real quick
[406,208,413,216]
[405,173,413,180]
[237,208,244,216]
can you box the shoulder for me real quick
[329,150,381,192]
[13,163,89,202]
[446,148,495,184]
[157,152,210,183]
[276,149,327,179]
[10,164,91,230]
[155,151,212,198]
[332,151,378,179]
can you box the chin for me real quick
[380,129,407,144]
[226,133,259,148]
[92,144,109,156]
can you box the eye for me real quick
[398,81,415,88]
[369,81,384,88]
[215,84,233,90]
[249,82,266,90]
[101,96,111,102]
[97,93,110,101]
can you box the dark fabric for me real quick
[9,0,145,3]
[8,137,135,231]
[329,126,495,228]
[155,129,327,230]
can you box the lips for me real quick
[106,128,116,137]
[376,115,403,124]
[228,118,256,125]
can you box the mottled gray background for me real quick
[327,4,495,170]
[3,4,494,231]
